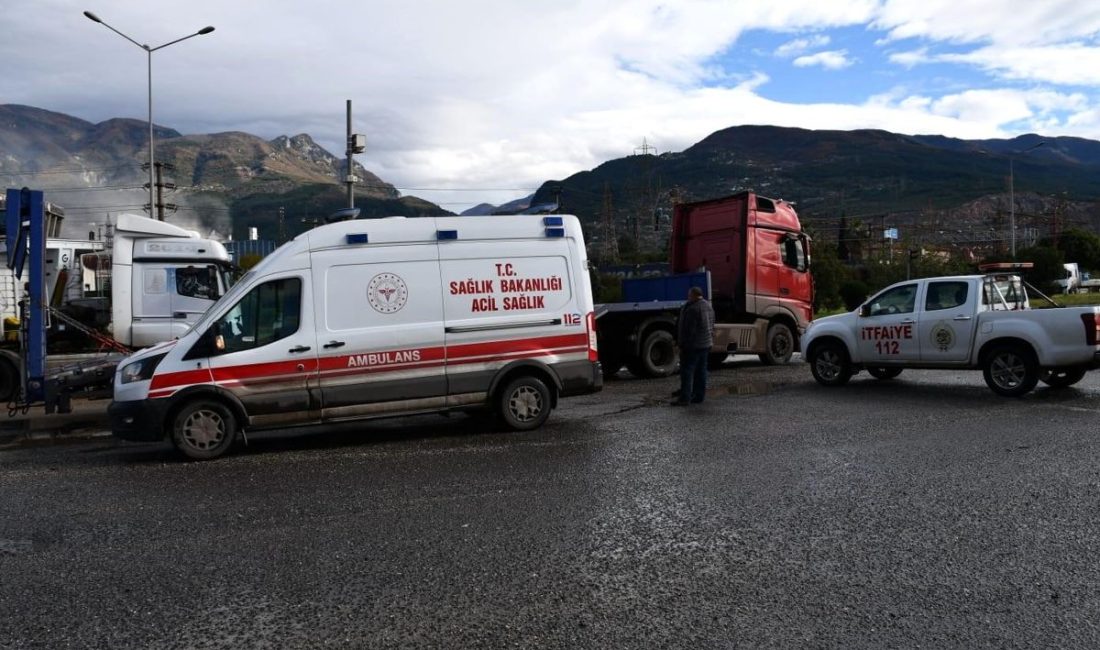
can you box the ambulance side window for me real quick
[214,278,301,354]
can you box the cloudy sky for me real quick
[5,0,1100,212]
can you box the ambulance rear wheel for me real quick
[171,400,237,461]
[498,376,552,431]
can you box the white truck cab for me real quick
[109,214,233,348]
[109,214,603,459]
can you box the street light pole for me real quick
[83,11,214,220]
[1008,141,1045,259]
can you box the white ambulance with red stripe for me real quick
[109,214,602,459]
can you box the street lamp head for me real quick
[83,10,102,23]
[198,26,215,35]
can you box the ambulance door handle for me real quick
[323,341,346,349]
[288,345,311,354]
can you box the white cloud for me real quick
[2,0,1100,214]
[775,34,831,58]
[793,50,854,70]
[888,47,931,68]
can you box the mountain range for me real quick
[0,104,446,240]
[6,103,1100,255]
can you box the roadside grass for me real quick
[1034,291,1100,308]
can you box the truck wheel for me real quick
[982,345,1039,397]
[0,355,17,402]
[601,357,624,379]
[498,375,552,431]
[1039,367,1087,388]
[630,330,677,378]
[867,367,903,380]
[809,341,852,387]
[171,400,237,461]
[758,322,795,365]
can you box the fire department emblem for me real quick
[930,322,955,352]
[367,273,408,314]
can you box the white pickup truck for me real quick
[803,273,1100,396]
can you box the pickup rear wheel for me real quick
[982,345,1039,397]
[867,367,903,380]
[497,375,552,431]
[1039,367,1087,388]
[759,322,795,365]
[171,400,237,461]
[809,340,852,387]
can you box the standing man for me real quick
[672,286,715,406]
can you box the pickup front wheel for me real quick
[809,340,852,387]
[982,345,1039,397]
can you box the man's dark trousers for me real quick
[678,347,710,403]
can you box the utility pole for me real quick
[152,162,177,220]
[598,182,619,264]
[345,100,366,209]
[277,206,287,244]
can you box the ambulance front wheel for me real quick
[497,375,552,431]
[170,400,238,461]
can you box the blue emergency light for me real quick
[437,230,458,240]
[346,233,369,244]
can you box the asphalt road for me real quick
[3,359,1100,649]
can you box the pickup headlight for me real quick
[120,353,167,384]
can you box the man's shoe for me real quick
[689,398,704,404]
[671,389,682,398]
[670,399,689,407]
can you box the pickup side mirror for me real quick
[859,304,871,317]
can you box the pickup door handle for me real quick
[953,316,972,321]
[288,345,311,354]
[323,341,346,349]
[900,318,916,324]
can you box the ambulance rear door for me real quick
[437,218,587,407]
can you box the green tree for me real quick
[1015,245,1065,291]
[1048,228,1100,273]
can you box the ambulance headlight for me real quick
[120,353,167,384]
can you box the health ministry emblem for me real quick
[367,273,408,314]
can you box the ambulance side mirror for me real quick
[215,334,226,351]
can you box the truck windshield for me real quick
[184,270,255,336]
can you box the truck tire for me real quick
[808,340,852,387]
[867,367,903,380]
[982,345,1039,397]
[497,375,552,431]
[1039,367,1087,388]
[758,322,795,365]
[629,329,677,378]
[0,354,17,402]
[600,356,624,379]
[171,400,237,461]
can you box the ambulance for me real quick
[108,214,603,460]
